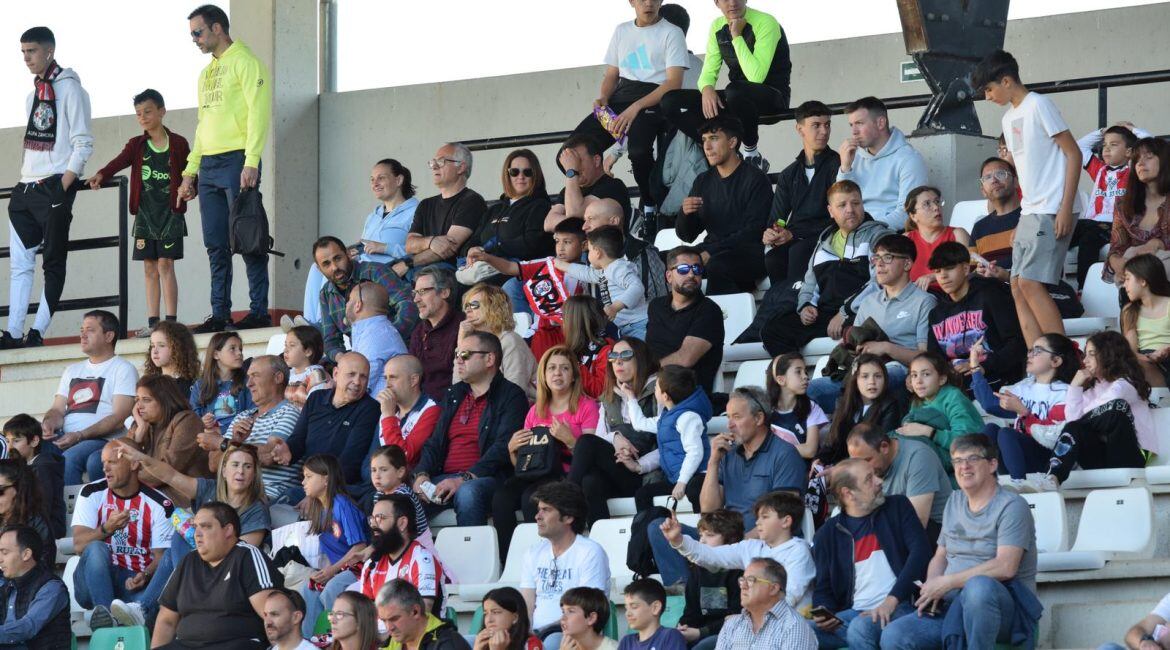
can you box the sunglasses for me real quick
[190,28,205,38]
[673,264,705,276]
[455,350,490,361]
[508,168,534,178]
[607,349,635,362]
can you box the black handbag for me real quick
[514,426,564,479]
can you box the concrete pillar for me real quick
[909,133,999,224]
[232,0,319,314]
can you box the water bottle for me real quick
[113,638,125,650]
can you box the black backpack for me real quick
[626,505,673,578]
[230,187,284,257]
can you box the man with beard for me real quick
[847,424,951,538]
[262,589,316,650]
[809,458,930,650]
[354,493,440,613]
[645,246,725,393]
[312,236,417,363]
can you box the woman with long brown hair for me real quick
[1107,137,1170,284]
[562,295,614,398]
[129,375,211,492]
[328,591,381,650]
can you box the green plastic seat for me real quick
[468,604,485,634]
[314,610,332,635]
[604,601,621,640]
[660,595,685,629]
[89,626,149,650]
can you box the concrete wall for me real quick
[3,3,1169,338]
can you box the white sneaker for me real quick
[1025,474,1060,493]
[1001,478,1027,493]
[110,599,146,626]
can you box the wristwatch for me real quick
[459,471,475,482]
[402,255,414,268]
[564,169,579,179]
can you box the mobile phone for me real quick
[420,481,439,503]
[810,606,842,624]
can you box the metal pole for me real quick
[1098,85,1109,129]
[118,176,129,339]
[319,0,337,93]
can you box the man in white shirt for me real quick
[521,482,610,650]
[264,588,317,650]
[40,309,138,485]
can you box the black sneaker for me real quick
[234,312,272,330]
[24,329,43,347]
[0,331,23,350]
[192,315,231,334]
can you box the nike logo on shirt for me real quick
[51,203,63,208]
[164,242,176,249]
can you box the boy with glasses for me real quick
[645,246,725,393]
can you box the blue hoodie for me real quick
[837,127,930,230]
[657,388,713,484]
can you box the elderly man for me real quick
[880,434,1041,649]
[152,502,281,649]
[714,558,815,650]
[646,246,725,393]
[846,424,951,538]
[377,579,469,650]
[197,355,302,502]
[313,235,416,362]
[411,331,526,526]
[406,142,486,267]
[647,386,806,588]
[544,135,632,232]
[40,309,138,485]
[811,459,930,649]
[274,352,378,487]
[0,525,71,648]
[408,266,465,401]
[346,280,408,394]
[375,354,440,469]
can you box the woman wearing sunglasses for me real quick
[567,337,660,525]
[458,283,538,400]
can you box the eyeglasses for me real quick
[607,349,635,362]
[455,350,490,361]
[1028,345,1057,357]
[916,198,945,210]
[980,169,1013,184]
[464,300,482,311]
[190,28,205,38]
[328,610,356,620]
[427,157,461,170]
[672,264,705,276]
[411,286,436,298]
[508,168,534,178]
[368,513,398,527]
[950,454,988,467]
[737,576,777,588]
[870,253,909,267]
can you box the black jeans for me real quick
[1049,399,1146,482]
[764,237,819,287]
[705,246,767,295]
[491,473,557,562]
[567,435,645,525]
[1071,220,1112,289]
[661,81,790,148]
[8,175,79,319]
[761,307,834,357]
[571,79,668,206]
[634,472,706,513]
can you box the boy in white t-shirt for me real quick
[568,0,689,216]
[973,50,1083,347]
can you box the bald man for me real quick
[274,352,379,486]
[372,354,440,470]
[582,197,625,233]
[346,281,407,394]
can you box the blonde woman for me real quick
[457,283,537,399]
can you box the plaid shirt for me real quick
[715,600,816,650]
[320,261,418,362]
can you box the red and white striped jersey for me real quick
[1084,156,1132,223]
[358,539,439,601]
[73,479,175,572]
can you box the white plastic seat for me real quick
[429,509,458,529]
[677,513,700,527]
[588,518,635,591]
[434,526,501,589]
[1081,263,1120,319]
[63,555,83,615]
[606,498,638,517]
[266,333,287,356]
[1062,317,1114,337]
[1149,387,1170,409]
[459,523,538,602]
[733,359,771,390]
[800,508,815,541]
[1021,492,1069,553]
[706,415,729,434]
[800,337,837,358]
[812,355,831,381]
[64,484,83,516]
[723,342,770,363]
[1059,468,1143,490]
[947,200,986,234]
[1143,411,1170,484]
[654,228,705,251]
[513,312,534,337]
[709,293,756,346]
[652,495,695,513]
[1037,487,1154,572]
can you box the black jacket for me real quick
[927,276,1027,387]
[679,563,742,639]
[419,618,472,650]
[0,564,71,650]
[415,372,528,481]
[476,193,554,260]
[31,452,65,540]
[771,148,840,240]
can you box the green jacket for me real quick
[904,384,984,471]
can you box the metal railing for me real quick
[462,68,1170,153]
[0,175,129,338]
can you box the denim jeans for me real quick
[808,361,909,415]
[301,570,358,637]
[75,541,171,618]
[618,318,649,342]
[880,576,1016,649]
[647,519,698,586]
[198,150,269,319]
[502,277,531,317]
[813,603,917,650]
[60,438,108,485]
[422,474,497,526]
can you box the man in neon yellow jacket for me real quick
[179,4,273,334]
[661,0,791,173]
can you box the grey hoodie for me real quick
[21,66,93,182]
[837,127,929,230]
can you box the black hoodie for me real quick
[927,275,1026,387]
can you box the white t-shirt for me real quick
[269,641,318,650]
[55,355,138,435]
[1153,591,1170,620]
[604,19,689,84]
[1002,92,1083,216]
[520,535,611,629]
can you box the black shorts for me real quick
[133,237,184,260]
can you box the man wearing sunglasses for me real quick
[405,142,486,267]
[646,246,725,393]
[179,4,274,333]
[411,331,527,526]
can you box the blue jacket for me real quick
[811,494,931,611]
[658,388,712,483]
